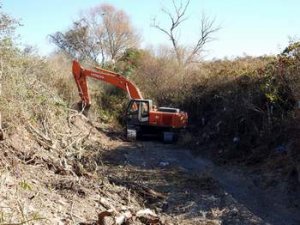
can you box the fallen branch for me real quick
[27,123,52,142]
[0,217,47,225]
[108,178,167,201]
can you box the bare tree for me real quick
[152,0,219,65]
[185,14,219,64]
[50,3,140,65]
[101,4,140,61]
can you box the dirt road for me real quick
[102,141,300,225]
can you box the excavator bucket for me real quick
[72,102,90,117]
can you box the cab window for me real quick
[128,102,138,114]
[141,102,149,117]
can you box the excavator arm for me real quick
[72,60,143,108]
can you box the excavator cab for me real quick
[126,99,152,139]
[126,99,153,122]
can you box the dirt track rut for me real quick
[103,141,300,225]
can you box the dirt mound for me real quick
[0,113,172,224]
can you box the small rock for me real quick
[136,208,157,217]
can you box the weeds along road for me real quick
[101,140,300,225]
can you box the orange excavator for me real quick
[72,60,188,141]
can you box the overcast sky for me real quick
[3,0,299,59]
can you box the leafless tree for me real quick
[50,3,140,65]
[152,0,219,65]
[88,4,140,62]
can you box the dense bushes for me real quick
[129,43,300,162]
[183,59,295,161]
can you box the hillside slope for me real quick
[0,49,170,224]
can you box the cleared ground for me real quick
[102,140,300,225]
[0,117,299,224]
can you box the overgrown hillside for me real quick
[0,24,171,225]
[128,45,300,163]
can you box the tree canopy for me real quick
[50,3,140,65]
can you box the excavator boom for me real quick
[72,60,143,107]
